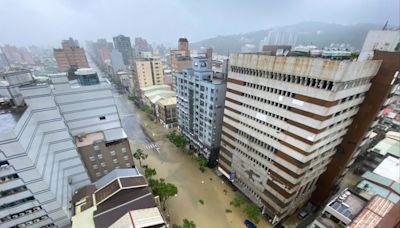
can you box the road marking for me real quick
[142,143,160,153]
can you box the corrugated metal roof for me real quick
[103,127,127,142]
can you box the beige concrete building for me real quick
[170,38,192,91]
[133,58,164,93]
[76,128,134,181]
[53,38,89,72]
[218,52,382,221]
[157,97,177,129]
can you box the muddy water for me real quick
[138,139,272,228]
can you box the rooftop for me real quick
[158,97,177,106]
[75,131,104,147]
[349,196,394,228]
[109,207,166,228]
[371,137,400,157]
[141,84,171,92]
[327,189,368,221]
[373,156,400,183]
[71,168,158,228]
[0,106,26,135]
[75,128,127,147]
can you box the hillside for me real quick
[191,22,383,55]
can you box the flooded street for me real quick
[111,91,271,228]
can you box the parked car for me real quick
[244,219,257,228]
[297,211,309,220]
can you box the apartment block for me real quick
[0,84,90,228]
[171,38,192,91]
[133,58,164,92]
[157,97,177,129]
[113,35,134,65]
[176,57,226,166]
[76,128,134,182]
[218,52,381,221]
[53,38,89,72]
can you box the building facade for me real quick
[113,35,134,66]
[0,84,90,228]
[171,38,192,91]
[176,57,226,166]
[311,31,400,206]
[157,97,177,129]
[218,52,381,221]
[133,58,164,93]
[75,128,134,182]
[53,38,89,72]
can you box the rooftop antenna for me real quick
[382,20,389,30]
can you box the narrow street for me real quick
[112,92,272,228]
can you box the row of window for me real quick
[1,186,27,198]
[0,196,34,210]
[11,215,49,228]
[0,206,42,223]
[243,81,295,98]
[231,66,371,91]
[243,93,289,110]
[237,147,269,171]
[0,173,19,184]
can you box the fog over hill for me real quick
[191,22,384,55]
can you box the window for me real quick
[97,154,103,159]
[123,156,129,161]
[103,170,108,174]
[100,162,106,167]
[113,159,118,164]
[96,172,101,177]
[92,164,98,170]
[125,163,131,167]
[89,156,95,161]
[110,151,116,156]
[121,148,127,153]
[99,116,106,120]
[93,145,100,151]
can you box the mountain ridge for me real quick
[191,21,384,55]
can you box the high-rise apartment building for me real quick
[176,57,226,166]
[171,38,192,91]
[133,58,164,92]
[113,35,134,65]
[53,38,89,72]
[218,52,381,221]
[0,83,90,227]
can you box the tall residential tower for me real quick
[218,52,381,221]
[176,57,226,166]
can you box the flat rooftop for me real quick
[0,107,26,135]
[75,131,104,147]
[158,97,177,106]
[328,189,368,220]
[373,156,400,183]
[75,128,127,147]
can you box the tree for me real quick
[196,155,208,172]
[144,166,157,179]
[133,149,148,167]
[230,193,245,208]
[244,203,261,224]
[150,179,178,210]
[182,219,196,228]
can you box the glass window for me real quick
[97,154,103,159]
[113,159,118,164]
[89,156,95,161]
[110,150,116,156]
[121,148,127,153]
[100,162,106,167]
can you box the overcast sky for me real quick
[1,0,398,47]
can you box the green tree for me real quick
[133,149,148,167]
[196,155,208,172]
[230,193,245,208]
[172,225,182,228]
[144,166,157,179]
[244,203,261,224]
[182,219,196,228]
[150,179,178,210]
